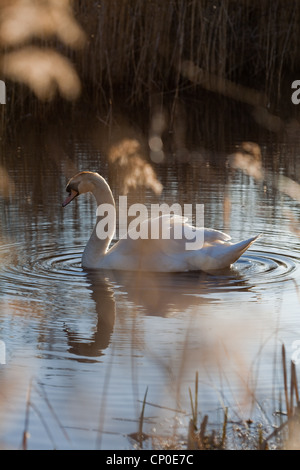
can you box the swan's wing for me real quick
[104,214,259,272]
[160,216,232,246]
[116,215,192,255]
[117,215,231,255]
[160,215,231,244]
[105,216,234,271]
[202,228,232,243]
[108,216,196,261]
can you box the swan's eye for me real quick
[66,181,79,194]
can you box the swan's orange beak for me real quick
[62,189,79,207]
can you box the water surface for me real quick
[1,119,300,449]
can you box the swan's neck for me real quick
[82,177,116,268]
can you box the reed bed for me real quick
[76,0,300,106]
[9,345,300,450]
[0,0,300,120]
[151,346,300,451]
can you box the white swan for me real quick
[62,171,259,272]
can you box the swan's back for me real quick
[98,216,258,272]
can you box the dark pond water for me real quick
[1,110,300,449]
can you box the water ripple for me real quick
[0,244,299,299]
[0,245,86,296]
[236,250,298,285]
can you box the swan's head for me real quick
[62,171,101,207]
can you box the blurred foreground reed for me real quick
[0,0,299,122]
[5,344,298,450]
[141,346,300,451]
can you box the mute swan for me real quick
[62,171,259,272]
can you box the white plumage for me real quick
[62,171,259,273]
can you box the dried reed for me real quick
[0,0,299,117]
[259,345,300,450]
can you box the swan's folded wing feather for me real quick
[112,217,231,258]
[203,228,232,243]
[105,216,234,272]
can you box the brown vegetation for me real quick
[0,0,299,116]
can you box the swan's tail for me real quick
[225,234,261,266]
[191,234,261,272]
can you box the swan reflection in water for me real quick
[64,265,255,361]
[64,273,116,360]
